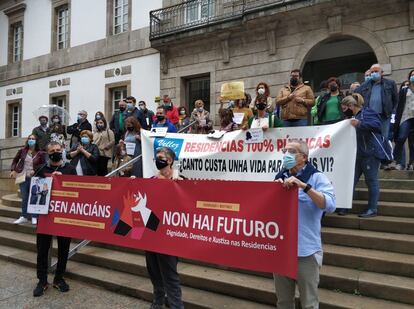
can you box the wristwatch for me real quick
[304,183,312,193]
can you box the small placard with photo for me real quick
[28,177,53,215]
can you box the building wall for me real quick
[0,0,162,140]
[156,0,414,118]
[71,0,106,47]
[0,54,160,139]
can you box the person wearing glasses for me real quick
[274,140,336,309]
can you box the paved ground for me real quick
[0,261,150,309]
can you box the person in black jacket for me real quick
[66,110,92,148]
[32,116,50,151]
[110,100,128,144]
[33,141,77,297]
[138,100,154,130]
[67,130,99,175]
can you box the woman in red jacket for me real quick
[10,135,46,225]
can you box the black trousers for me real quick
[96,156,110,176]
[145,251,184,309]
[36,233,71,284]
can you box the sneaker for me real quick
[337,209,348,216]
[358,209,378,218]
[383,162,396,170]
[13,216,28,225]
[53,278,70,292]
[395,164,404,171]
[407,164,414,171]
[33,281,48,297]
[31,217,37,225]
[149,303,165,309]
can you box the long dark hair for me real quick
[25,134,40,151]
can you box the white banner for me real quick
[142,120,356,209]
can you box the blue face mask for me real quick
[365,75,372,82]
[81,137,90,145]
[410,76,414,84]
[127,103,134,110]
[28,140,36,147]
[282,153,297,169]
[371,71,381,81]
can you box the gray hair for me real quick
[156,147,176,165]
[288,139,309,156]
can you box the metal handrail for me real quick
[49,120,198,270]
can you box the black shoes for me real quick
[53,278,70,292]
[337,209,348,216]
[358,209,378,218]
[33,281,48,297]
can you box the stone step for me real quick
[320,265,414,305]
[354,188,414,203]
[1,193,21,208]
[322,213,414,235]
[0,176,18,192]
[0,233,413,308]
[0,244,274,309]
[350,200,414,218]
[356,178,414,190]
[322,227,414,255]
[323,244,414,279]
[377,170,414,179]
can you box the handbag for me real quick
[15,172,26,185]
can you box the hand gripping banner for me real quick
[142,120,356,208]
[37,176,298,279]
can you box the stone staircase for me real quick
[0,172,413,308]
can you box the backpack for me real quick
[371,132,394,164]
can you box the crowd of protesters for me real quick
[8,64,414,309]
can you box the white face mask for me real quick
[258,88,265,95]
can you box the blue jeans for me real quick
[394,118,414,166]
[283,119,308,127]
[380,115,391,140]
[354,156,380,211]
[19,177,38,219]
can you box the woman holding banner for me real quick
[146,147,184,309]
[10,134,46,225]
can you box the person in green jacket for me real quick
[248,94,283,129]
[314,77,345,125]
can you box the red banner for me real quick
[37,175,298,278]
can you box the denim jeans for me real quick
[394,118,414,166]
[380,115,391,140]
[146,251,184,309]
[354,156,380,211]
[19,177,37,219]
[283,119,308,127]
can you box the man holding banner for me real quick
[274,140,336,309]
[33,141,77,297]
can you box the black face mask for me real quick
[344,108,354,118]
[49,152,63,162]
[330,85,338,92]
[126,127,134,131]
[290,77,299,86]
[157,115,165,122]
[256,103,266,111]
[119,107,126,112]
[155,158,169,170]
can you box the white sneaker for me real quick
[31,218,37,225]
[13,216,28,224]
[395,164,404,171]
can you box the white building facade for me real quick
[0,0,162,140]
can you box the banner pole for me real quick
[50,120,199,268]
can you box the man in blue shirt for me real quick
[274,140,336,309]
[152,106,177,133]
[355,64,398,140]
